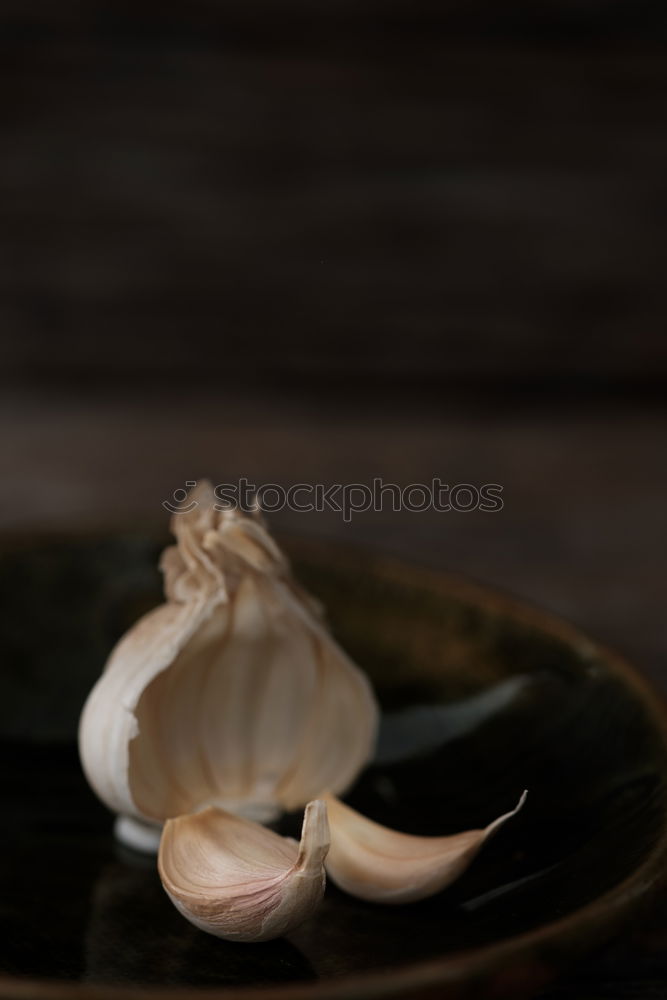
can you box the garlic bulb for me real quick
[79,479,529,944]
[79,481,378,843]
[323,791,527,904]
[158,800,330,942]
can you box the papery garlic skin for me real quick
[324,791,527,904]
[158,800,330,942]
[79,481,378,842]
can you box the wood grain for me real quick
[1,5,666,392]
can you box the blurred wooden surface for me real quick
[3,392,665,695]
[1,2,667,393]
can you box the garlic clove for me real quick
[323,790,527,904]
[158,799,330,942]
[79,481,378,840]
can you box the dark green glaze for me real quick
[0,532,665,999]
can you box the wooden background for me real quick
[2,0,667,395]
[2,2,667,996]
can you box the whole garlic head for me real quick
[79,481,378,838]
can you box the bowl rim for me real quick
[1,533,666,1000]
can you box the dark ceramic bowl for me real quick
[0,532,666,1000]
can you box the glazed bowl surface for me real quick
[0,531,665,999]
